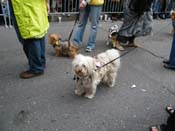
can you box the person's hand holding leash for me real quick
[80,0,88,9]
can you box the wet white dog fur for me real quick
[72,49,120,99]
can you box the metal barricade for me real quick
[49,0,124,14]
[48,0,124,22]
[0,0,124,25]
[102,0,124,14]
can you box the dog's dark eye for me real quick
[82,64,86,68]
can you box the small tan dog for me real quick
[48,33,79,58]
[171,10,175,34]
[171,10,175,20]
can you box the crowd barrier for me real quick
[0,0,123,27]
[49,0,123,14]
[48,0,124,22]
[0,0,173,27]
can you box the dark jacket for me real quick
[129,0,153,16]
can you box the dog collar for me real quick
[55,41,59,46]
[73,75,92,81]
[53,39,61,48]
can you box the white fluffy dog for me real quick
[72,49,120,99]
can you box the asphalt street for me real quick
[0,19,175,131]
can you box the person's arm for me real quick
[46,0,50,14]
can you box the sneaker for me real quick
[20,71,44,79]
[85,47,92,52]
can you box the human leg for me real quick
[73,6,90,46]
[153,0,160,19]
[27,38,45,73]
[40,36,46,68]
[164,33,175,70]
[169,33,175,67]
[20,37,45,79]
[86,5,102,50]
[166,111,175,131]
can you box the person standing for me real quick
[152,0,162,19]
[73,0,104,52]
[9,0,49,79]
[150,105,175,131]
[115,0,153,51]
[163,32,175,70]
[163,1,175,70]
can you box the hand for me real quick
[80,2,86,9]
[46,1,50,14]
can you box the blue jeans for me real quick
[9,0,45,73]
[152,0,161,13]
[73,5,102,49]
[169,33,175,68]
[172,20,175,29]
[23,38,46,73]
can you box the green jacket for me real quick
[11,0,49,39]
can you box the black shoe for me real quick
[163,60,169,65]
[163,64,175,70]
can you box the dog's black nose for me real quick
[73,76,76,80]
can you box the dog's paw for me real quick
[84,94,95,99]
[108,83,115,88]
[75,90,84,96]
[107,80,115,88]
[106,41,109,46]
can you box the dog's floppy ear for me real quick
[86,57,95,74]
[57,34,62,40]
[48,33,53,43]
[48,33,61,40]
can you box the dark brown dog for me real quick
[48,33,79,58]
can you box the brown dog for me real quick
[170,10,175,34]
[48,33,79,58]
[171,10,175,20]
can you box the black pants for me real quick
[166,111,175,131]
